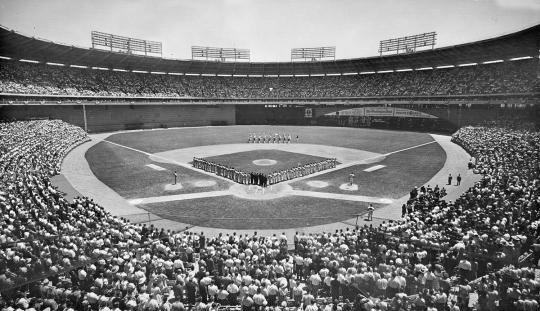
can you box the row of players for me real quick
[192,157,337,186]
[248,133,299,144]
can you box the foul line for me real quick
[364,164,386,172]
[384,140,437,156]
[146,164,166,171]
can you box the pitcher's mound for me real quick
[164,183,183,191]
[339,183,358,191]
[252,159,277,166]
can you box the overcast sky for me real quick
[1,0,539,61]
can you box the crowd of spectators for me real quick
[0,120,539,311]
[0,59,538,98]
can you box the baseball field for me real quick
[81,125,446,229]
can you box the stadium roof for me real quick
[0,24,539,76]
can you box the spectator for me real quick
[1,58,537,98]
[0,120,538,311]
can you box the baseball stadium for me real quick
[0,1,539,310]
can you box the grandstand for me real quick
[0,24,539,133]
[0,9,539,311]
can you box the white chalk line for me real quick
[364,164,386,172]
[146,164,167,171]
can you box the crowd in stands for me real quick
[0,58,538,98]
[0,120,539,311]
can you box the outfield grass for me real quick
[86,141,231,199]
[203,149,330,174]
[106,125,434,154]
[140,195,377,229]
[290,142,446,199]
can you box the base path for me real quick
[58,129,478,242]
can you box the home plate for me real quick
[193,180,217,187]
[164,183,183,191]
[306,181,329,188]
[339,183,359,191]
[146,164,166,171]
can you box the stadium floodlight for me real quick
[378,32,436,56]
[91,31,162,56]
[291,46,335,62]
[191,46,250,61]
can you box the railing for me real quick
[1,92,538,104]
[119,211,378,227]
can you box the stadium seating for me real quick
[0,58,538,98]
[0,120,538,311]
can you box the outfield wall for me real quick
[0,99,537,132]
[0,104,236,132]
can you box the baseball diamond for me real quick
[78,126,446,229]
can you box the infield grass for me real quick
[202,149,331,175]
